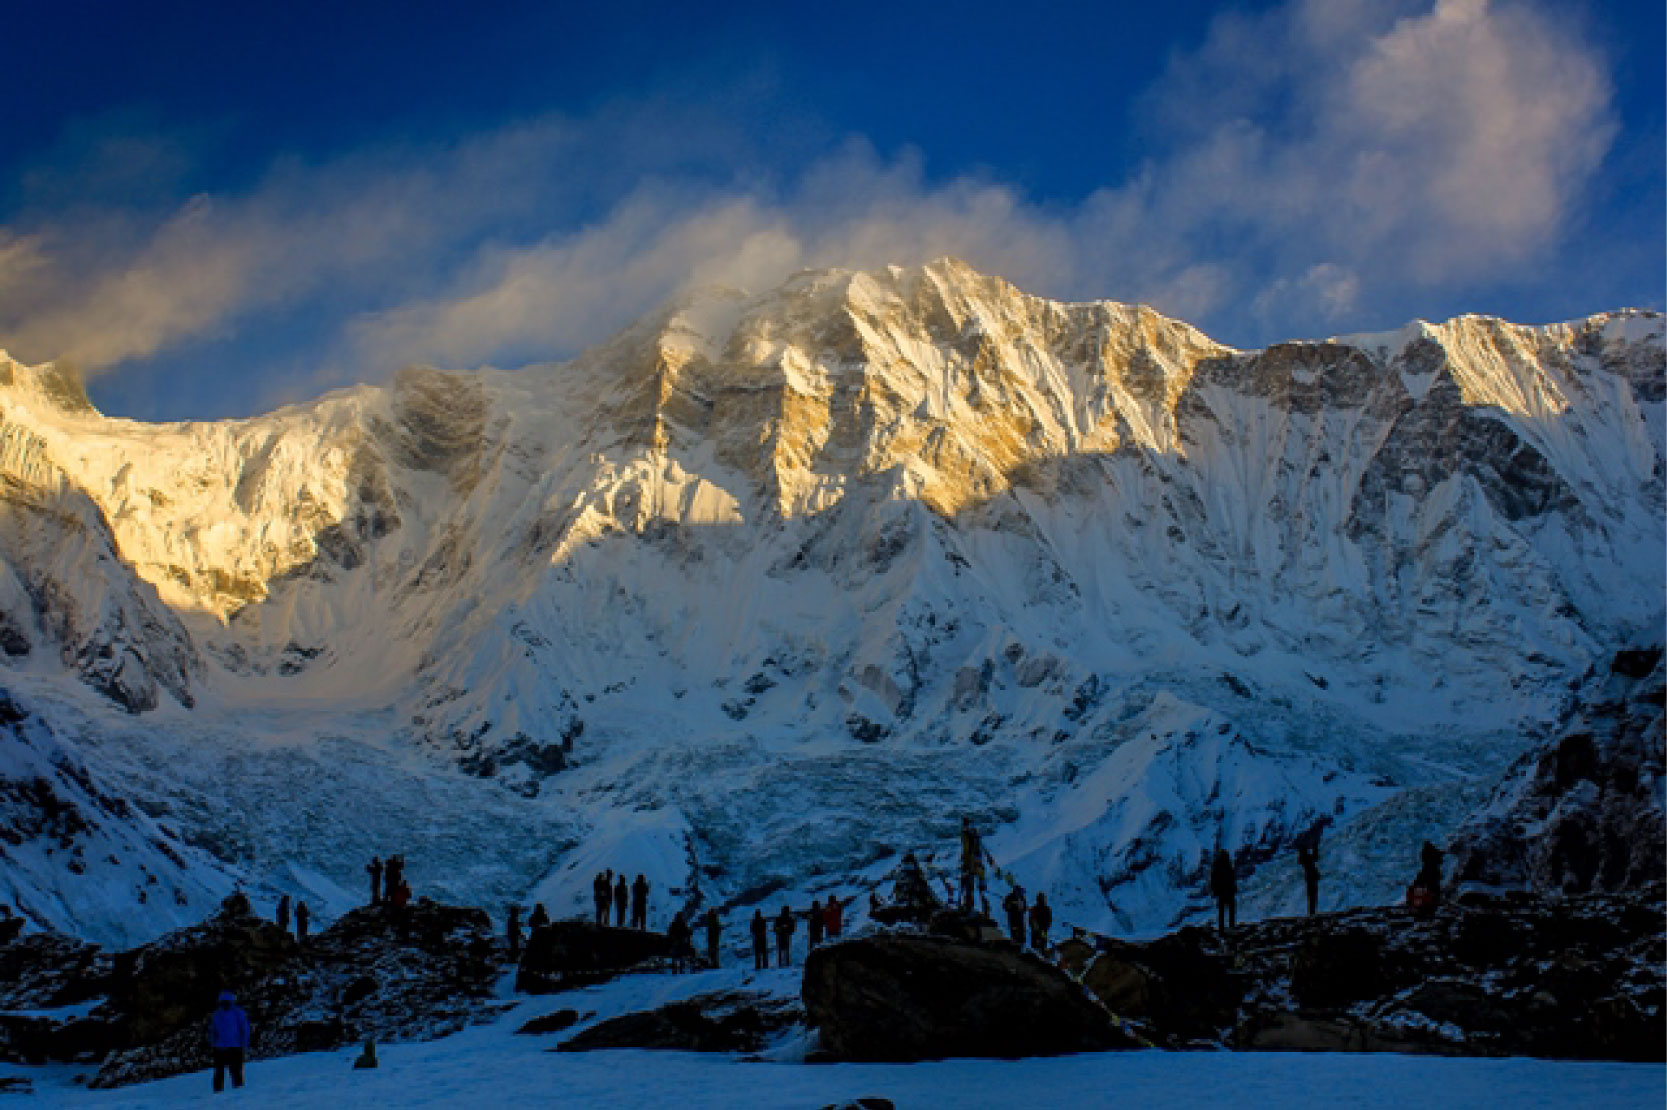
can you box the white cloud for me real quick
[0,0,1624,390]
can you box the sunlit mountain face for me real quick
[0,260,1660,946]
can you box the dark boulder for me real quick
[1234,1009,1443,1054]
[556,991,800,1054]
[1079,928,1238,1043]
[1611,647,1663,679]
[516,1009,581,1036]
[0,1013,124,1064]
[515,920,678,994]
[926,908,1006,945]
[1290,927,1398,1009]
[802,934,1137,1061]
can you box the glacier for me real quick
[0,258,1660,947]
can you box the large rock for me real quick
[0,1012,124,1065]
[514,920,678,994]
[802,934,1137,1061]
[556,990,801,1053]
[1079,928,1238,1044]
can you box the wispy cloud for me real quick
[0,0,1630,403]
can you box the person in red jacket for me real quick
[823,894,844,939]
[209,990,251,1092]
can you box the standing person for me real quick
[1210,848,1237,931]
[506,905,523,959]
[592,872,611,926]
[209,991,251,1092]
[613,875,629,928]
[807,899,825,950]
[750,910,768,970]
[631,875,651,930]
[294,901,311,942]
[1028,893,1053,950]
[275,894,291,933]
[704,908,722,968]
[824,894,844,939]
[527,903,549,930]
[391,880,412,912]
[773,905,796,968]
[367,857,384,906]
[385,856,404,901]
[1298,844,1321,917]
[958,817,986,912]
[1418,841,1444,907]
[666,911,693,972]
[1003,885,1028,944]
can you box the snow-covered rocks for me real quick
[1447,647,1665,894]
[1071,882,1665,1060]
[0,892,507,1089]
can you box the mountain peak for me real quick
[0,264,1660,945]
[0,352,98,417]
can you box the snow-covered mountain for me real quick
[0,259,1661,946]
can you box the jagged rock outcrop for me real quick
[0,929,116,1065]
[89,896,503,1088]
[0,930,107,1013]
[0,687,236,950]
[0,893,505,1087]
[802,934,1139,1061]
[1447,648,1665,895]
[1070,884,1665,1061]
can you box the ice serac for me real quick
[0,260,1660,944]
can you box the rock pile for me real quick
[0,893,506,1088]
[1075,883,1664,1061]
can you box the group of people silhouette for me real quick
[366,854,411,910]
[589,870,652,929]
[217,823,1446,1093]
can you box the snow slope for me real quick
[0,259,1660,945]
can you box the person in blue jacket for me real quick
[210,990,252,1092]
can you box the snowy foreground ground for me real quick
[5,967,1663,1109]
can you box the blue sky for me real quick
[1,0,1661,420]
